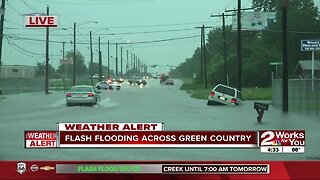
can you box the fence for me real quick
[0,78,44,94]
[272,78,320,115]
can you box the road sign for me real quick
[60,59,73,65]
[269,62,282,65]
[301,40,320,51]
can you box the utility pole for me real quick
[115,42,118,76]
[62,42,66,92]
[120,46,123,76]
[211,13,234,85]
[237,0,242,91]
[73,22,76,86]
[126,50,129,75]
[282,0,289,112]
[107,40,110,79]
[225,5,254,91]
[45,6,49,94]
[98,36,102,82]
[62,42,65,59]
[133,54,136,74]
[202,25,208,89]
[131,53,133,76]
[90,31,93,85]
[0,0,5,76]
[136,56,138,74]
[195,25,212,89]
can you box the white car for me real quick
[91,74,105,79]
[96,81,121,90]
[109,81,121,90]
[66,85,101,107]
[207,84,244,106]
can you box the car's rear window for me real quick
[70,87,92,92]
[214,86,235,96]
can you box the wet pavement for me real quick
[0,79,319,160]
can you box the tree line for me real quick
[170,0,320,87]
[36,50,107,78]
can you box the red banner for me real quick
[59,131,257,148]
[0,161,319,180]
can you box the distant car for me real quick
[66,85,101,107]
[95,81,111,90]
[164,79,174,85]
[96,81,121,90]
[160,75,170,84]
[91,74,105,79]
[128,76,142,85]
[207,84,244,106]
[109,81,121,90]
[137,79,147,85]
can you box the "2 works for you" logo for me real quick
[260,130,305,147]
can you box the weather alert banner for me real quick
[57,123,164,131]
[24,131,57,148]
[259,130,305,153]
[24,123,305,152]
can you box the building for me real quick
[293,60,320,79]
[0,65,36,78]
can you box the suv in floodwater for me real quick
[207,84,244,106]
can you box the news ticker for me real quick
[24,123,305,153]
[55,164,269,174]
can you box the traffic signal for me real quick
[166,65,170,68]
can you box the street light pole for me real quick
[90,31,93,85]
[115,42,118,76]
[98,36,102,82]
[120,46,123,76]
[73,22,76,86]
[107,40,110,79]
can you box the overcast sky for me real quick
[2,0,319,74]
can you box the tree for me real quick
[171,0,320,88]
[88,62,108,76]
[57,50,88,78]
[36,62,55,78]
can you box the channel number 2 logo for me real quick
[260,131,279,146]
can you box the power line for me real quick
[4,34,200,45]
[33,0,157,5]
[10,27,198,36]
[77,21,221,29]
[6,2,23,16]
[20,0,43,13]
[5,37,45,57]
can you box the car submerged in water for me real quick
[207,84,244,106]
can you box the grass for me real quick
[180,81,272,100]
[49,79,99,90]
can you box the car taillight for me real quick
[230,98,237,104]
[88,93,94,97]
[210,91,215,97]
[66,93,72,97]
